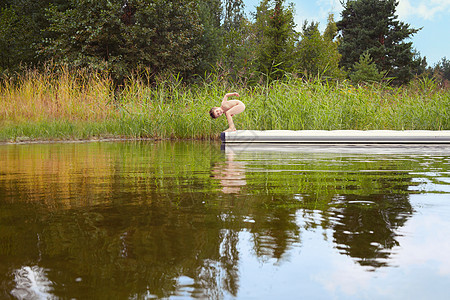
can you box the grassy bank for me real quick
[1,68,449,142]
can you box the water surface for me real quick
[1,141,450,299]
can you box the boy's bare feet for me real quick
[224,127,236,132]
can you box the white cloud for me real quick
[317,0,345,20]
[317,0,344,12]
[293,0,344,32]
[397,0,450,20]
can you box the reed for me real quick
[1,68,449,142]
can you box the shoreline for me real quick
[0,137,152,146]
[0,136,212,146]
[4,129,450,146]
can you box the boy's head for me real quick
[209,107,223,119]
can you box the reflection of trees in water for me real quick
[247,155,417,269]
[0,187,413,299]
[219,229,239,295]
[1,142,431,298]
[331,192,413,269]
[0,199,243,299]
[255,191,413,269]
[198,229,239,298]
[250,204,300,261]
[0,193,241,299]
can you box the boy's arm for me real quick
[221,92,240,106]
[224,111,236,131]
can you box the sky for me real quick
[243,0,450,66]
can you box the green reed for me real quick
[1,68,449,142]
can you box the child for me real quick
[209,92,245,132]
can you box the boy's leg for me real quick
[227,102,245,117]
[224,102,245,132]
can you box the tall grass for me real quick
[1,67,449,141]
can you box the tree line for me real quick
[0,0,448,85]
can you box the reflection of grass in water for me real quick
[2,140,448,217]
[2,140,447,211]
[244,155,446,212]
[0,141,224,208]
[1,68,450,141]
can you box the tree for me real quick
[0,7,21,71]
[220,0,255,79]
[435,57,450,82]
[337,0,420,84]
[43,0,126,79]
[43,0,203,81]
[411,52,429,77]
[295,14,344,79]
[223,0,245,32]
[0,1,71,72]
[349,51,386,83]
[253,0,297,80]
[195,0,223,75]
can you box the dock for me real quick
[220,130,450,144]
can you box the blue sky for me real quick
[243,0,450,66]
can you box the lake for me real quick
[1,141,450,299]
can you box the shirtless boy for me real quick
[209,92,245,132]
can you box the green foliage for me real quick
[124,0,203,75]
[196,0,223,75]
[296,14,345,80]
[42,0,203,82]
[0,0,446,88]
[337,0,420,84]
[349,52,386,83]
[410,52,429,77]
[0,0,70,72]
[0,5,41,71]
[253,0,297,80]
[44,1,123,70]
[223,0,245,31]
[0,7,19,71]
[219,0,256,80]
[436,57,450,82]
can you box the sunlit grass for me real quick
[1,68,449,142]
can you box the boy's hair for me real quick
[209,107,218,119]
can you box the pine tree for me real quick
[295,14,344,79]
[436,57,450,82]
[337,0,420,84]
[349,51,386,83]
[253,0,297,80]
[223,0,245,31]
[196,0,223,74]
[220,0,251,78]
